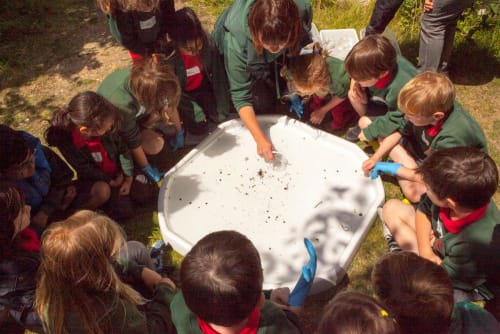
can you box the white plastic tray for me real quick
[158,115,384,290]
[312,27,359,60]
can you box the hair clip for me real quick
[163,98,170,106]
[380,309,389,317]
[138,105,147,116]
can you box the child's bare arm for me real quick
[415,210,442,264]
[347,81,367,116]
[119,176,133,195]
[361,131,402,173]
[109,172,124,187]
[141,267,176,290]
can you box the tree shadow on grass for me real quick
[0,89,58,130]
[0,0,118,91]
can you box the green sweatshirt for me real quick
[97,67,143,150]
[363,101,487,160]
[418,196,500,294]
[212,0,312,112]
[170,292,301,334]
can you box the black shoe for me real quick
[345,126,361,142]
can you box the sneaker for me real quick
[345,126,361,142]
[378,207,402,252]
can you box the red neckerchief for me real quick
[425,118,445,137]
[180,53,203,91]
[196,306,260,334]
[374,71,393,89]
[72,130,117,176]
[439,203,489,234]
[17,227,40,253]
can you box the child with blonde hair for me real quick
[361,72,487,203]
[98,55,183,182]
[282,44,358,131]
[316,291,399,334]
[45,91,157,221]
[35,210,176,334]
[97,0,175,62]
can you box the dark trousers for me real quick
[366,0,405,35]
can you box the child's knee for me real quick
[141,129,165,155]
[358,116,372,129]
[91,181,111,205]
[383,199,405,228]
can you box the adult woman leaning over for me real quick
[213,0,312,161]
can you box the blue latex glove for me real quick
[170,129,185,151]
[370,162,402,179]
[289,94,304,119]
[142,164,162,183]
[289,238,317,307]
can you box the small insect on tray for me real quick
[158,115,384,291]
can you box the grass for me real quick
[0,0,499,332]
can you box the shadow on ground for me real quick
[0,0,117,90]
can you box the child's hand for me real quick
[348,81,367,105]
[109,172,124,188]
[362,157,378,174]
[169,129,185,151]
[61,185,77,210]
[32,211,49,229]
[359,130,368,142]
[310,108,328,125]
[270,287,290,306]
[424,0,433,12]
[370,162,402,179]
[119,176,133,195]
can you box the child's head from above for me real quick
[316,291,399,334]
[130,56,181,121]
[344,34,397,85]
[398,71,455,126]
[417,146,498,210]
[180,230,264,327]
[0,125,36,180]
[372,252,454,334]
[39,210,126,287]
[0,183,30,251]
[171,7,204,56]
[285,46,330,97]
[36,210,144,334]
[68,91,121,137]
[249,0,301,55]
